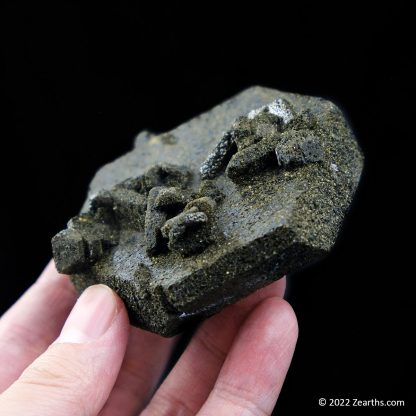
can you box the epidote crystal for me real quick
[52,87,363,336]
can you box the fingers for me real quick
[0,261,77,392]
[0,285,130,416]
[198,297,298,416]
[142,277,286,415]
[98,327,177,416]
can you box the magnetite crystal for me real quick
[52,87,364,336]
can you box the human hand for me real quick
[0,261,298,415]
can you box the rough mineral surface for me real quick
[52,87,364,336]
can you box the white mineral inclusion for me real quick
[201,98,296,179]
[247,98,294,124]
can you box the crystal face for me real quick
[52,86,364,336]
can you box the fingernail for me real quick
[57,285,118,343]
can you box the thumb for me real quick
[0,284,129,416]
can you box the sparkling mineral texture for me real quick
[52,87,364,336]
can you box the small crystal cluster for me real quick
[52,163,217,274]
[200,98,324,181]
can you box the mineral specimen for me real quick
[52,87,364,336]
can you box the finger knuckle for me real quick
[26,349,86,385]
[213,379,270,416]
[142,391,196,416]
[18,345,92,414]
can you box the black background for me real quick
[0,3,414,414]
